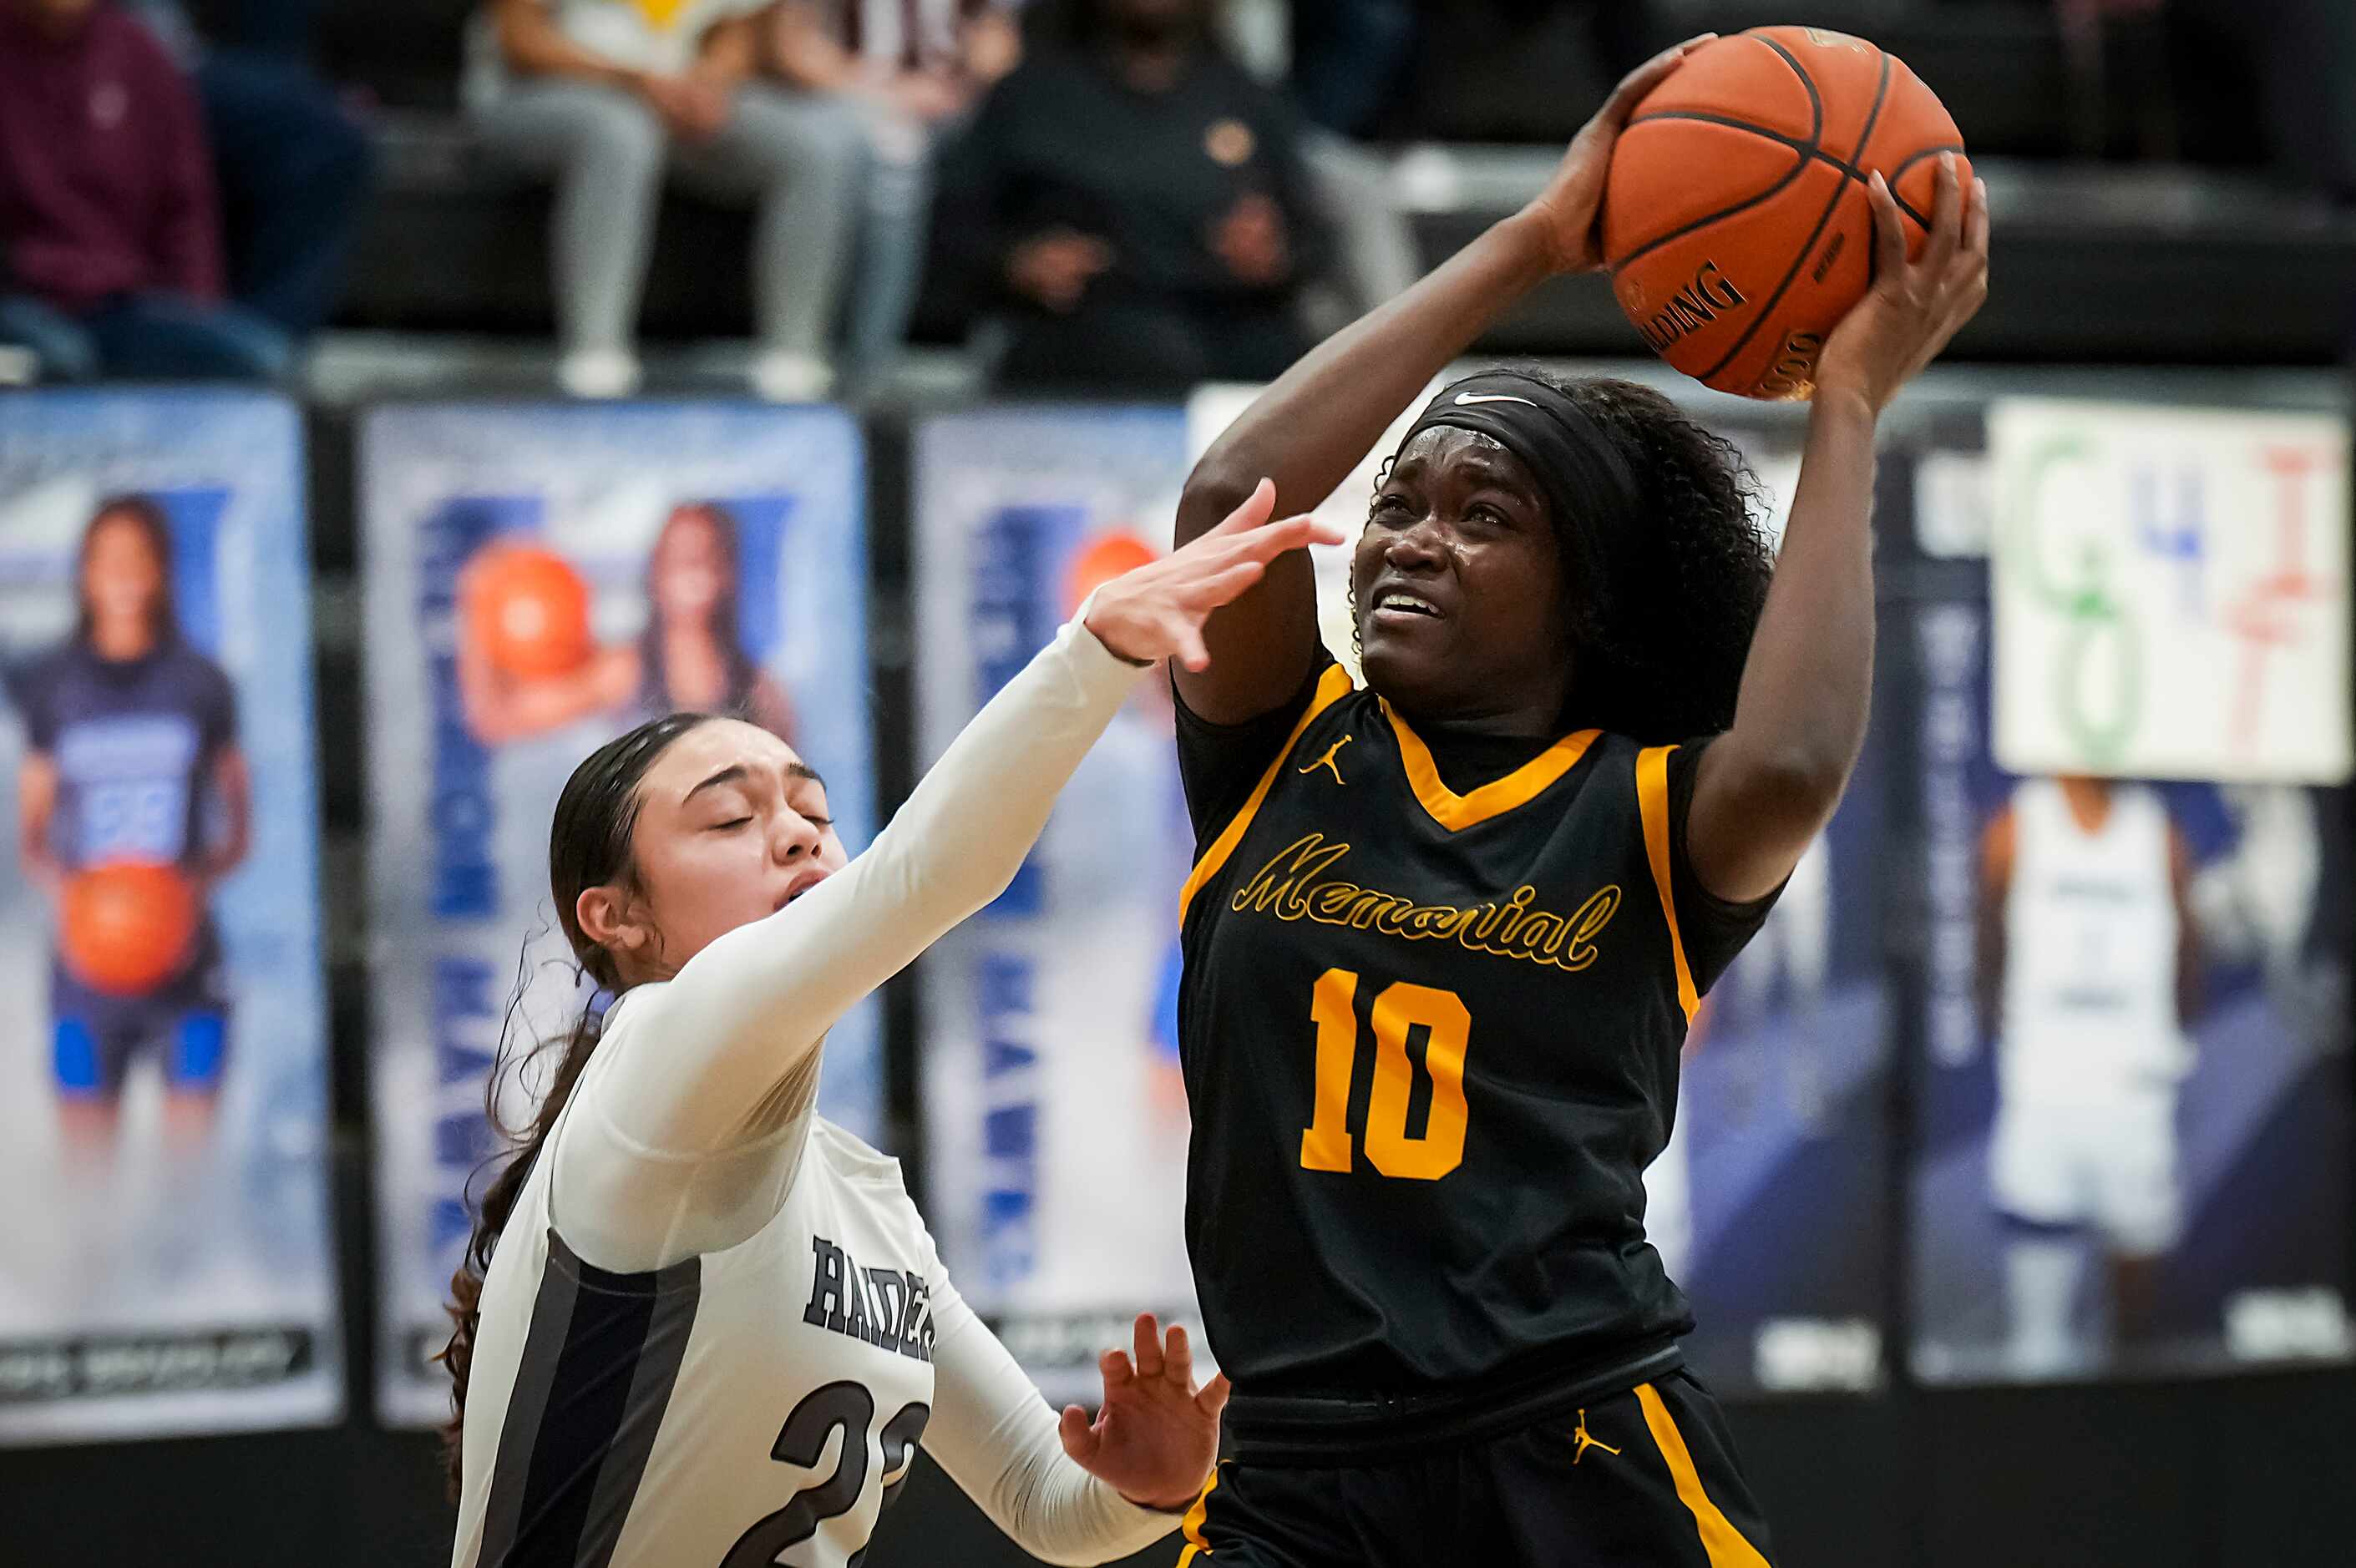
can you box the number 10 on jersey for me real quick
[1300,969,1471,1181]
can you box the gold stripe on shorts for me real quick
[1635,1382,1768,1568]
[1174,1462,1224,1564]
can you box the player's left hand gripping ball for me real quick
[1059,1313,1231,1512]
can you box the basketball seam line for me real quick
[1619,114,1958,236]
[1756,32,1827,144]
[1609,35,1822,277]
[1761,43,1946,228]
[1695,48,1893,387]
[1607,139,1816,274]
[1885,143,1966,227]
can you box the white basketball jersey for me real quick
[1999,779,2181,1100]
[453,1104,950,1568]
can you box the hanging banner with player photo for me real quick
[1989,398,2352,783]
[913,407,1198,1401]
[1910,572,2353,1385]
[0,391,341,1443]
[1644,431,1892,1395]
[362,402,875,1426]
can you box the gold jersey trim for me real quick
[1180,665,1356,925]
[1634,745,1699,1022]
[1383,703,1601,832]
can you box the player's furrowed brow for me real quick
[682,765,748,804]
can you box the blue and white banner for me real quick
[912,409,1200,1399]
[1652,428,1892,1394]
[0,391,340,1442]
[1910,583,2353,1384]
[362,402,877,1426]
[1654,688,1892,1395]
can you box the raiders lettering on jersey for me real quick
[804,1236,938,1362]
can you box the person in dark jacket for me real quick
[944,0,1331,392]
[130,0,379,343]
[0,0,290,381]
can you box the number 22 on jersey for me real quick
[722,1381,927,1568]
[1300,969,1471,1181]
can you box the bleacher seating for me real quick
[311,1,2356,367]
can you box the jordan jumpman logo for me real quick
[1300,734,1353,785]
[1572,1410,1620,1465]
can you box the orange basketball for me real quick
[61,861,200,997]
[1062,531,1160,619]
[464,544,593,680]
[1603,26,1970,400]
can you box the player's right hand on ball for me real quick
[1085,479,1342,671]
[1815,153,1991,416]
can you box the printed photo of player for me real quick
[1978,775,2197,1377]
[912,407,1209,1399]
[10,497,249,1153]
[458,500,796,746]
[1912,596,2353,1385]
[362,401,876,1428]
[0,390,339,1444]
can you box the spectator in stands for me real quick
[0,0,291,382]
[130,0,379,343]
[469,0,864,400]
[1212,0,1416,336]
[944,0,1330,391]
[762,0,1021,394]
[1285,0,1414,140]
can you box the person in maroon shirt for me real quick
[0,0,290,381]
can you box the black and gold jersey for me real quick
[1173,652,1774,1397]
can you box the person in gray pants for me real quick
[468,0,864,399]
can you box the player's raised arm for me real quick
[1687,159,1990,903]
[1172,35,1715,725]
[557,492,1337,1261]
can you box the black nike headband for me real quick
[1391,372,1647,559]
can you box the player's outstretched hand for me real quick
[1084,480,1343,670]
[1815,153,1990,416]
[1058,1313,1231,1513]
[1521,33,1716,275]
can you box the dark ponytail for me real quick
[437,712,717,1494]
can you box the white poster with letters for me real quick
[1989,398,2351,783]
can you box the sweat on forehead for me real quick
[1393,424,1517,463]
[1392,372,1647,550]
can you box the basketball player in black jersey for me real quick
[1163,36,1989,1566]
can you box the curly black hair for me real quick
[1359,370,1776,746]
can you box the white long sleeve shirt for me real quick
[452,615,1177,1568]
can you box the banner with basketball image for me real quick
[912,407,1203,1401]
[360,402,876,1425]
[0,390,341,1442]
[1910,399,2355,1383]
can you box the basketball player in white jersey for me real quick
[1978,774,2199,1377]
[443,484,1339,1567]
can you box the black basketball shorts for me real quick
[1173,1371,1774,1568]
